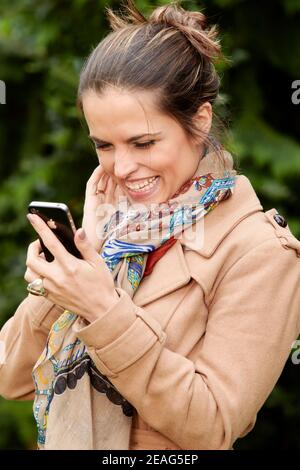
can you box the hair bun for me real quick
[150,3,206,30]
[149,2,222,61]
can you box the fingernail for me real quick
[95,189,105,195]
[79,229,86,240]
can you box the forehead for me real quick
[82,88,162,135]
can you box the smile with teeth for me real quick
[125,176,159,192]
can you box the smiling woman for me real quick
[81,88,214,204]
[76,0,229,206]
[1,0,300,453]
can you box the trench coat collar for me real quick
[181,173,263,258]
[133,151,263,307]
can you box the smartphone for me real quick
[27,201,83,261]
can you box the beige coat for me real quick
[1,174,300,450]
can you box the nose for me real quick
[113,149,139,180]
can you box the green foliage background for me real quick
[0,0,299,450]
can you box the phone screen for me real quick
[28,202,83,261]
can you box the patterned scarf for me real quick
[32,147,237,449]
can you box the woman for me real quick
[0,0,300,450]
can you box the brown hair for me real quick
[77,0,232,170]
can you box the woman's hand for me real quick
[26,213,119,323]
[24,239,47,283]
[82,164,126,253]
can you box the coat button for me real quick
[274,213,287,228]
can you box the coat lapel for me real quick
[133,240,191,307]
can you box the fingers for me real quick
[90,164,105,182]
[86,165,103,195]
[96,173,109,194]
[27,238,42,258]
[24,239,46,283]
[86,164,125,204]
[105,176,117,204]
[86,165,109,196]
[24,267,41,283]
[26,214,70,270]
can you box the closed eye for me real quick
[94,140,155,150]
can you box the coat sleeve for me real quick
[72,237,300,450]
[0,294,64,400]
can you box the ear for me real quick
[194,101,212,136]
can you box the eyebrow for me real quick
[88,132,162,144]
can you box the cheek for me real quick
[154,153,175,175]
[159,162,177,182]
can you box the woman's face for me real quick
[82,88,211,205]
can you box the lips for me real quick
[125,175,159,191]
[125,176,160,200]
